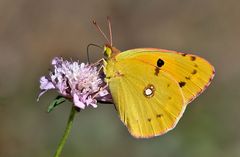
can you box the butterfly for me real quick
[93,18,215,138]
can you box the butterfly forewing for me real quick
[116,48,215,104]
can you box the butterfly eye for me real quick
[103,46,112,58]
[103,50,108,57]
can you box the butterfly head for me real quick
[93,17,120,59]
[104,44,121,59]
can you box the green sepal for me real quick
[47,95,66,113]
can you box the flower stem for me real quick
[53,106,76,157]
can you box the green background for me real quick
[0,0,239,157]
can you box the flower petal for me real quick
[90,102,97,108]
[40,76,55,90]
[98,89,109,97]
[73,93,85,109]
[52,57,62,65]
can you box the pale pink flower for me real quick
[38,57,109,109]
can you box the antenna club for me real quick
[93,20,97,25]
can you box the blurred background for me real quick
[0,0,239,157]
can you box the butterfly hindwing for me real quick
[107,59,186,138]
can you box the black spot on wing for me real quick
[155,58,164,76]
[181,53,187,56]
[179,81,186,87]
[155,67,160,76]
[156,114,162,118]
[185,76,191,80]
[148,118,151,122]
[157,58,164,67]
[190,56,196,61]
[191,69,197,75]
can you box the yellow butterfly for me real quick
[93,18,215,138]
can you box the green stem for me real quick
[53,106,76,157]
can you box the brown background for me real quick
[0,0,240,157]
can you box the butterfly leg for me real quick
[92,83,109,98]
[97,64,105,73]
[91,58,105,66]
[91,58,107,74]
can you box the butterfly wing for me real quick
[105,58,186,138]
[116,48,215,104]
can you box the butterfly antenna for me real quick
[107,16,113,46]
[87,43,103,63]
[93,20,111,44]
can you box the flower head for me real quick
[38,57,109,109]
